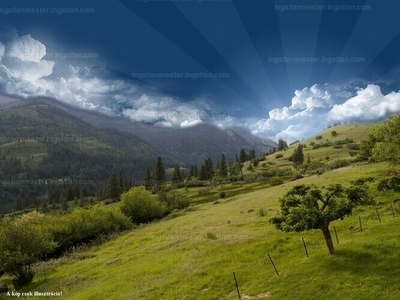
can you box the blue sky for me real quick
[0,0,400,141]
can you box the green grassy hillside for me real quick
[3,160,399,300]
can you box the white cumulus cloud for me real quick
[7,34,47,62]
[249,83,400,142]
[328,84,400,121]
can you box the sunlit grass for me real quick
[3,160,399,299]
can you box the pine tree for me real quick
[107,172,120,200]
[143,167,153,190]
[204,157,214,180]
[277,139,288,151]
[153,157,166,190]
[172,164,183,184]
[118,171,124,193]
[292,144,305,167]
[198,164,208,181]
[239,149,247,163]
[194,164,199,177]
[249,149,256,160]
[219,153,228,178]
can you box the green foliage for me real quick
[277,138,288,151]
[120,187,165,224]
[377,176,400,192]
[358,134,376,160]
[331,130,337,137]
[275,153,283,159]
[107,172,121,200]
[316,135,323,140]
[239,149,248,163]
[205,232,217,240]
[45,205,132,251]
[158,191,190,212]
[218,153,228,177]
[269,177,284,186]
[171,164,183,185]
[291,144,304,167]
[219,191,226,199]
[228,161,241,176]
[143,167,153,190]
[198,157,214,181]
[153,157,166,191]
[270,183,373,254]
[372,114,400,163]
[0,212,57,289]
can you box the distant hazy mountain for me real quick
[0,94,276,166]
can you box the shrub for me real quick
[316,135,323,140]
[220,191,226,199]
[275,154,283,159]
[120,187,165,224]
[197,187,209,194]
[46,205,131,251]
[292,172,304,180]
[158,191,190,212]
[349,151,358,157]
[259,208,266,217]
[0,212,57,289]
[205,232,217,240]
[269,177,284,186]
[377,176,400,192]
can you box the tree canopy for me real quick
[0,212,57,288]
[270,183,373,255]
[371,114,400,163]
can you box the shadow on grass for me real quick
[321,245,400,281]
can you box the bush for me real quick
[275,154,283,159]
[377,176,400,192]
[205,232,217,240]
[316,135,323,140]
[0,212,57,289]
[158,191,190,212]
[120,187,165,224]
[220,191,226,199]
[349,151,358,157]
[45,205,132,251]
[197,187,209,194]
[259,208,266,217]
[269,177,284,186]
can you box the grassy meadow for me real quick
[3,122,400,299]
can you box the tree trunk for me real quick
[321,224,335,255]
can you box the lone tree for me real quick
[270,183,373,255]
[153,157,166,191]
[277,138,288,151]
[171,164,183,185]
[291,144,304,167]
[218,153,228,178]
[143,167,153,190]
[107,172,120,200]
